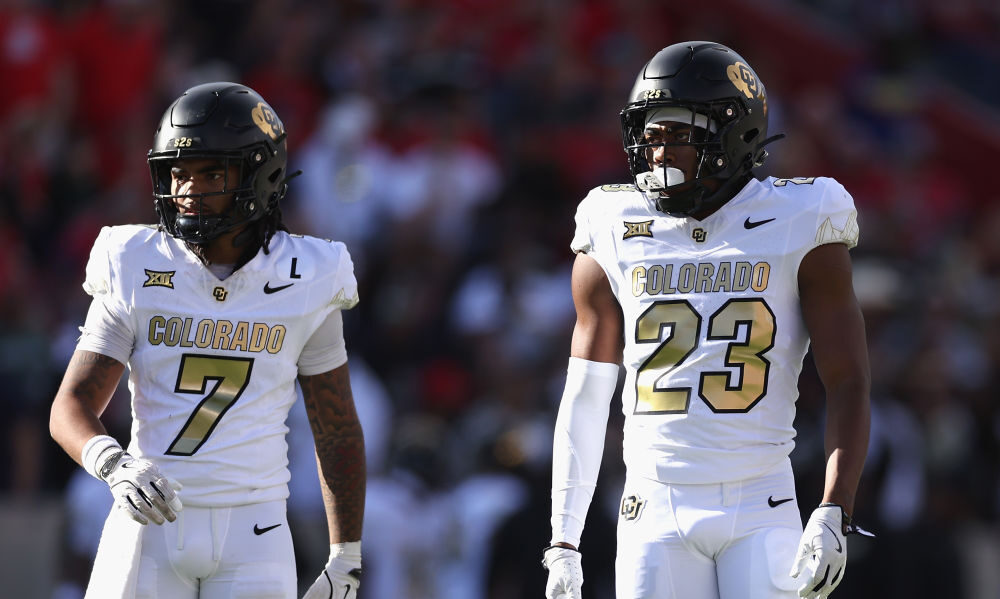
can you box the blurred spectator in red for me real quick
[65,0,164,181]
[0,0,72,126]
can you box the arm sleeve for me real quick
[550,357,620,547]
[297,310,348,376]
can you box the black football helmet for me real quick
[148,82,288,244]
[621,41,774,217]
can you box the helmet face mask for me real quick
[150,152,253,244]
[620,42,770,217]
[148,82,288,245]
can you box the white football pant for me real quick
[616,459,803,599]
[133,499,296,598]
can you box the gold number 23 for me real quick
[635,298,775,414]
[166,354,254,456]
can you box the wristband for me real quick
[541,544,580,570]
[817,502,875,537]
[81,434,122,481]
[329,541,362,563]
[327,541,362,580]
[542,544,580,557]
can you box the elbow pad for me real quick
[550,357,619,547]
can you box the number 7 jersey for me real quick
[572,177,859,484]
[77,225,359,506]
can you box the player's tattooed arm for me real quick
[299,363,366,543]
[50,350,127,465]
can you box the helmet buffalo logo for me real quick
[726,61,764,100]
[251,102,283,141]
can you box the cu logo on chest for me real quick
[692,228,707,242]
[213,286,228,302]
[620,494,647,522]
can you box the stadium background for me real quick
[1,0,999,597]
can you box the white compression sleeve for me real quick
[550,357,620,547]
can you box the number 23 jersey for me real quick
[572,177,859,484]
[77,225,359,506]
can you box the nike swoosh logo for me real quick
[253,523,282,535]
[767,495,793,508]
[263,282,293,294]
[744,217,776,229]
[344,567,362,597]
[821,522,843,552]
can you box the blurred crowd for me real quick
[1,0,999,597]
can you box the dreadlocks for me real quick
[177,204,289,273]
[249,204,289,257]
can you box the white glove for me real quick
[302,541,362,599]
[789,505,855,598]
[100,451,183,525]
[543,546,583,599]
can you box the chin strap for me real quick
[174,213,228,245]
[817,502,877,538]
[657,172,751,218]
[653,182,706,216]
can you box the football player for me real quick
[50,83,365,599]
[543,42,872,599]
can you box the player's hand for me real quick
[789,505,850,598]
[543,546,583,599]
[302,542,362,599]
[100,451,183,525]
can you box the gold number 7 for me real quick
[166,354,254,456]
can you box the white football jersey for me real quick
[78,225,359,506]
[572,177,859,484]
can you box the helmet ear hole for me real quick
[267,168,284,184]
[742,128,760,143]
